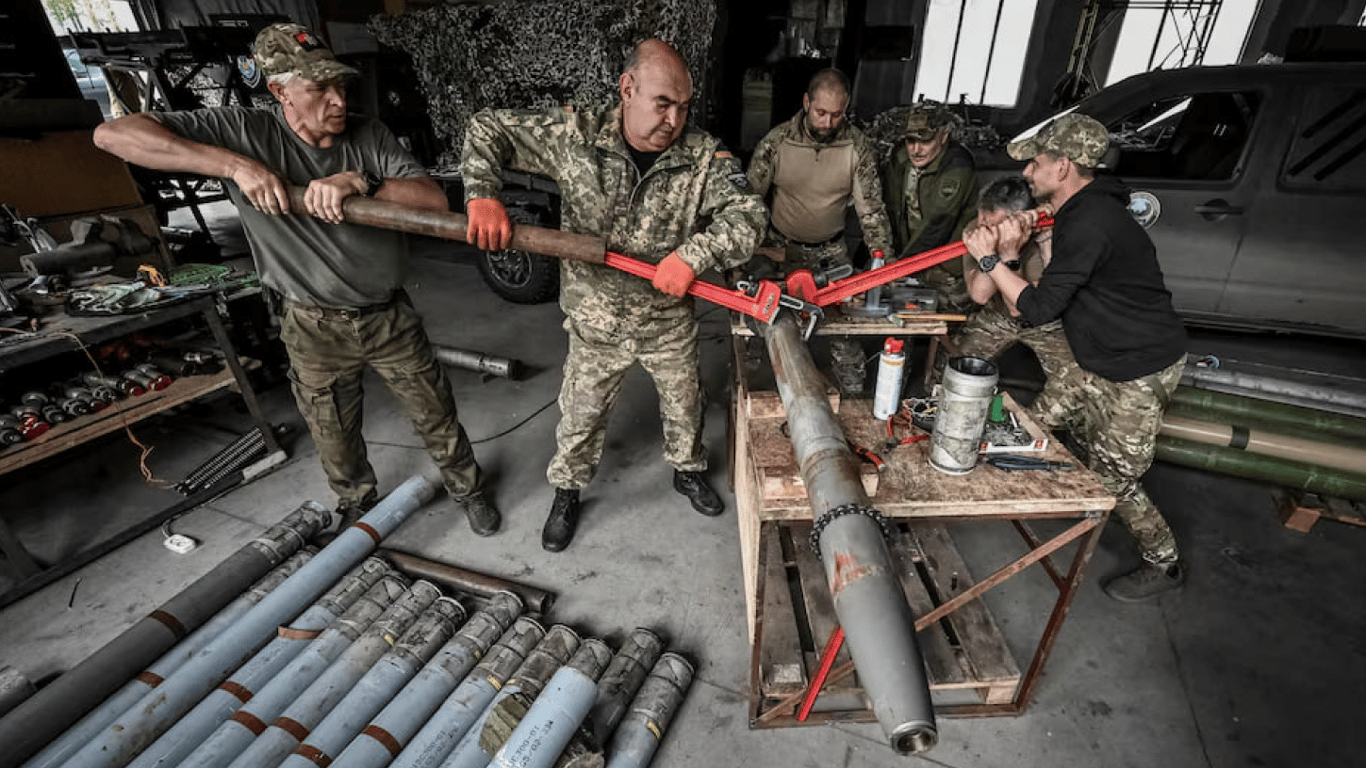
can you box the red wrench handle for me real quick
[812,213,1054,307]
[603,251,781,322]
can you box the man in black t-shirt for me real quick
[964,114,1187,602]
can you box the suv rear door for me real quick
[1221,72,1366,336]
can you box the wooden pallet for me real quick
[750,520,1021,727]
[1277,491,1366,533]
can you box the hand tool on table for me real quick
[985,454,1075,472]
[847,440,886,471]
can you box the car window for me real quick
[1282,85,1366,192]
[1106,90,1261,181]
[65,49,91,79]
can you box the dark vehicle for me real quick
[63,46,112,118]
[1021,62,1366,339]
[436,169,562,305]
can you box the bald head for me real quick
[620,39,693,152]
[802,68,850,142]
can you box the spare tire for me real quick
[475,206,560,304]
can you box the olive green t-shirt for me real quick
[157,105,427,308]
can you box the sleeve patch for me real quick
[940,177,961,199]
[728,171,751,191]
[714,150,734,159]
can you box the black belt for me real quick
[291,289,406,321]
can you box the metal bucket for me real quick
[928,356,999,475]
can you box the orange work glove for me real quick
[465,198,512,251]
[652,253,696,297]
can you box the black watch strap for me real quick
[362,171,383,197]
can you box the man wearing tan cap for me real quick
[93,23,503,538]
[883,104,979,309]
[963,113,1188,602]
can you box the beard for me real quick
[804,116,837,143]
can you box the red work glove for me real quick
[465,198,512,251]
[652,252,696,297]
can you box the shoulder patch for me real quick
[940,177,961,199]
[715,150,734,159]
[728,170,751,191]
[562,105,575,113]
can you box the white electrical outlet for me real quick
[164,534,198,554]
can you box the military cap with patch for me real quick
[1007,113,1109,168]
[254,23,358,81]
[899,105,953,142]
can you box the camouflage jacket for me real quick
[462,104,766,336]
[747,112,893,255]
[884,140,979,259]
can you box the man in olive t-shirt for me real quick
[93,23,501,536]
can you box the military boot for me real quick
[673,470,724,516]
[456,491,500,537]
[1102,559,1186,602]
[542,488,581,552]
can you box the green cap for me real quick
[253,23,358,81]
[899,105,952,142]
[1007,113,1109,168]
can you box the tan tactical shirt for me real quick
[462,104,766,336]
[962,222,1046,316]
[747,112,892,254]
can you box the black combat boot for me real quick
[673,470,724,516]
[542,488,581,552]
[456,490,501,537]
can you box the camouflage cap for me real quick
[1007,113,1109,168]
[253,23,358,81]
[899,105,953,142]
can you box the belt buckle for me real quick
[337,307,362,320]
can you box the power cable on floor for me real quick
[471,397,557,444]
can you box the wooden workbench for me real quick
[729,332,1115,723]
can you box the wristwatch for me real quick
[361,170,384,197]
[978,254,1001,272]
[1003,258,1022,271]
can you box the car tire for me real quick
[475,206,560,305]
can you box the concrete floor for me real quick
[1,207,1364,768]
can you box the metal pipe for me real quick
[380,549,556,615]
[0,666,35,719]
[432,345,525,380]
[439,624,581,768]
[22,549,316,768]
[1170,387,1366,442]
[278,597,468,768]
[1156,436,1366,503]
[760,312,937,754]
[179,429,265,490]
[387,618,547,768]
[488,639,613,768]
[176,574,415,768]
[928,356,999,475]
[1160,415,1366,475]
[329,593,525,768]
[218,580,445,768]
[602,653,694,768]
[60,476,438,768]
[1183,359,1366,417]
[122,558,393,768]
[284,186,606,266]
[0,500,330,768]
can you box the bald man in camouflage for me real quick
[462,39,766,552]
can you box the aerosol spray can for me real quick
[873,337,905,420]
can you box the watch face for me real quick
[979,255,1000,272]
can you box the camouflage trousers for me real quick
[281,298,480,507]
[1035,357,1185,564]
[547,315,706,489]
[914,263,971,313]
[950,305,1073,418]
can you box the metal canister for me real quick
[928,356,999,475]
[872,337,905,421]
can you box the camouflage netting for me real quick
[369,0,718,169]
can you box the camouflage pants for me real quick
[281,298,480,507]
[914,263,971,312]
[547,315,706,489]
[1038,357,1185,563]
[950,305,1073,418]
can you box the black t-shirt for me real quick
[1015,175,1186,382]
[627,145,663,177]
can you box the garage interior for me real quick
[2,1,1365,767]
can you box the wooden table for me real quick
[729,332,1115,722]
